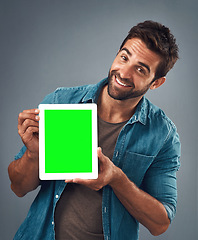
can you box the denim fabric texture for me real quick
[13,78,181,240]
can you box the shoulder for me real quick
[40,84,94,104]
[146,98,177,133]
[54,84,93,103]
[141,98,180,154]
[40,78,108,104]
[143,99,181,168]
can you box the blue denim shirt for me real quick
[13,78,180,240]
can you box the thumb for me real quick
[97,147,103,158]
[97,147,107,162]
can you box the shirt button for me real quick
[55,195,59,199]
[52,221,54,225]
[104,207,107,213]
[116,151,118,157]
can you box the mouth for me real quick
[115,76,131,87]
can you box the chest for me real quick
[111,122,166,187]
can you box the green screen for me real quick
[44,109,92,173]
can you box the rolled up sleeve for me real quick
[141,129,181,222]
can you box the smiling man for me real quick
[8,21,181,240]
[107,38,164,101]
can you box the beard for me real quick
[107,70,151,101]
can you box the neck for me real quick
[97,85,142,123]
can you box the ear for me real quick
[150,77,166,90]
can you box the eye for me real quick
[136,66,146,75]
[120,54,128,61]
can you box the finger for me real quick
[22,126,39,142]
[72,178,91,184]
[65,178,92,185]
[97,147,102,158]
[18,112,40,126]
[18,119,39,136]
[71,178,92,186]
[97,147,108,163]
[97,147,102,154]
[65,178,83,184]
[23,109,40,114]
[65,179,74,183]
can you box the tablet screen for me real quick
[39,104,98,180]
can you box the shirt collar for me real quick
[82,78,148,125]
[128,96,148,125]
[81,78,108,103]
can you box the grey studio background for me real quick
[1,0,197,239]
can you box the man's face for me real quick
[108,38,162,100]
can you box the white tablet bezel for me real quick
[39,103,98,180]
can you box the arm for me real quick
[8,109,40,197]
[65,147,170,236]
[110,167,170,236]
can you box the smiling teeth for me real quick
[116,77,129,87]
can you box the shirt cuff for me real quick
[162,201,176,223]
[14,145,27,160]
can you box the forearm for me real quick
[110,167,170,236]
[8,149,40,197]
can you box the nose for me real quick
[119,65,132,80]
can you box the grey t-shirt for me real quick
[54,116,127,240]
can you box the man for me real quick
[8,20,181,240]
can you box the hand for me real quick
[18,108,40,159]
[65,147,119,191]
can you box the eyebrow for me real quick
[121,47,132,56]
[138,62,150,73]
[120,47,151,73]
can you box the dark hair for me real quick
[120,20,179,80]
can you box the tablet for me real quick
[39,103,98,180]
